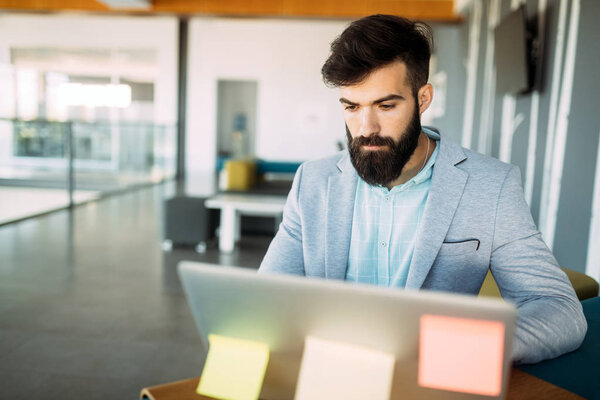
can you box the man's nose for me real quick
[358,107,380,137]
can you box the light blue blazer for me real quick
[259,131,587,365]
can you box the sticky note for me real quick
[419,314,505,396]
[197,334,270,400]
[295,336,395,400]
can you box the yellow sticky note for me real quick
[197,334,270,400]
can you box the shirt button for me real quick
[385,196,390,201]
[381,241,386,247]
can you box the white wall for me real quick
[0,13,178,125]
[452,0,600,280]
[186,18,349,175]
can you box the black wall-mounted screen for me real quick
[494,5,533,95]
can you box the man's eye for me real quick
[344,105,358,111]
[379,104,395,110]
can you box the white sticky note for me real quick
[295,336,395,400]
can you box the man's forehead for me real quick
[338,84,411,105]
[338,61,412,100]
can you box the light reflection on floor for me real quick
[0,186,101,225]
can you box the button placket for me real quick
[378,192,393,286]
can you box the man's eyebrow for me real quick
[338,94,405,106]
[372,94,405,104]
[339,97,359,106]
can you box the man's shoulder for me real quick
[440,134,514,177]
[463,147,512,173]
[299,151,349,177]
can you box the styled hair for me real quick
[321,14,433,94]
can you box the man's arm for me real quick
[491,166,587,365]
[258,163,306,275]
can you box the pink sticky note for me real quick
[419,314,505,396]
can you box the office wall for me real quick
[425,23,469,143]
[185,18,349,175]
[553,0,600,281]
[452,0,600,280]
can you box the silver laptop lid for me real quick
[178,261,516,400]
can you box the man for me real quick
[258,14,586,365]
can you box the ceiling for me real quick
[0,0,460,22]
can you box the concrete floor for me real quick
[0,182,272,399]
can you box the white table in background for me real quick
[205,194,286,253]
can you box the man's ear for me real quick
[417,83,434,115]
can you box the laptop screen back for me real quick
[178,261,516,400]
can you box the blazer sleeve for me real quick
[490,166,587,365]
[258,163,305,276]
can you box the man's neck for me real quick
[385,132,436,189]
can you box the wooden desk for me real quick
[140,369,584,400]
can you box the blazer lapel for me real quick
[325,154,357,280]
[405,136,468,289]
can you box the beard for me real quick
[347,105,422,186]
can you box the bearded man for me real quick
[258,14,586,365]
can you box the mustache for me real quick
[350,135,396,147]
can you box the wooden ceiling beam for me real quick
[0,0,109,12]
[0,0,459,22]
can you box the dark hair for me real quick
[321,14,433,94]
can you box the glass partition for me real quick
[71,121,176,192]
[0,118,71,224]
[0,118,176,225]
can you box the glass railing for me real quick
[0,118,177,225]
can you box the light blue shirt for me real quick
[346,132,440,287]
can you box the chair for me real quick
[479,268,599,301]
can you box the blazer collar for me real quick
[325,153,357,280]
[405,133,468,289]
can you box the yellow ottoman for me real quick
[225,159,257,191]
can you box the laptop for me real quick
[178,261,517,400]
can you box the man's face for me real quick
[339,61,422,186]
